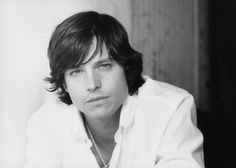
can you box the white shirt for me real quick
[25,77,204,168]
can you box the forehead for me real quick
[64,37,113,71]
[82,39,111,65]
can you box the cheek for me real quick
[69,92,85,111]
[118,81,128,100]
[66,83,85,108]
[111,72,128,101]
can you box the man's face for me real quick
[64,40,128,120]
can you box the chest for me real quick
[60,129,158,167]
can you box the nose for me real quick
[85,71,101,92]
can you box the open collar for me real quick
[71,106,91,146]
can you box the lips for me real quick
[86,96,109,103]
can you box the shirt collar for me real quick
[119,95,137,130]
[71,106,91,144]
[119,76,152,130]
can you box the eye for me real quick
[98,63,112,71]
[70,69,83,76]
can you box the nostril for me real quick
[86,79,101,92]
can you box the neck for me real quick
[84,107,121,144]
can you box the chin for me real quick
[83,107,112,119]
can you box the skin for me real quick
[64,39,129,166]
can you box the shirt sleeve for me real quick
[155,95,205,168]
[24,107,62,168]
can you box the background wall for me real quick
[205,0,236,167]
[131,0,199,103]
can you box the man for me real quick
[25,11,204,168]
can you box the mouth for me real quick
[86,96,109,103]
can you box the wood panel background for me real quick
[130,0,200,106]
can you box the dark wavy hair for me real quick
[45,11,144,105]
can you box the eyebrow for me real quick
[94,57,113,65]
[70,57,113,70]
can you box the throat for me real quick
[85,119,117,168]
[81,107,121,168]
[83,108,121,144]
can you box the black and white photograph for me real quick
[0,0,235,168]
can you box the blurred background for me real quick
[0,0,235,167]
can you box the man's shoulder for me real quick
[30,99,74,120]
[27,99,76,134]
[138,76,192,108]
[134,77,196,142]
